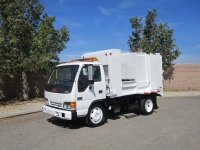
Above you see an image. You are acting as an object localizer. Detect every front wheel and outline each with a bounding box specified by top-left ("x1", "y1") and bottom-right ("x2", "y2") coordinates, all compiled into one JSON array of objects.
[
  {"x1": 86, "y1": 104, "x2": 106, "y2": 127},
  {"x1": 140, "y1": 97, "x2": 154, "y2": 115}
]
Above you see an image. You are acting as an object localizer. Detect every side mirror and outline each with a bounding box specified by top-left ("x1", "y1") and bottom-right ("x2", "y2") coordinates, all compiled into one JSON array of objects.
[{"x1": 88, "y1": 65, "x2": 93, "y2": 84}]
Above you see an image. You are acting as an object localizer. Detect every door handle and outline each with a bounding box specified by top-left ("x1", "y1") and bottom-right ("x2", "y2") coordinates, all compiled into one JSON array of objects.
[
  {"x1": 77, "y1": 97, "x2": 82, "y2": 100},
  {"x1": 99, "y1": 90, "x2": 103, "y2": 93}
]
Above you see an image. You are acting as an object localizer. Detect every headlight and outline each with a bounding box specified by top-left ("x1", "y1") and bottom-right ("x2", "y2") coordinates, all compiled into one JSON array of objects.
[{"x1": 63, "y1": 102, "x2": 76, "y2": 110}]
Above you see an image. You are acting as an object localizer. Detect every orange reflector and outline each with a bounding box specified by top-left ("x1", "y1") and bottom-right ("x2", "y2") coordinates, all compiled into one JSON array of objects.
[
  {"x1": 70, "y1": 102, "x2": 76, "y2": 108},
  {"x1": 70, "y1": 57, "x2": 98, "y2": 62},
  {"x1": 84, "y1": 57, "x2": 98, "y2": 61},
  {"x1": 44, "y1": 97, "x2": 47, "y2": 101}
]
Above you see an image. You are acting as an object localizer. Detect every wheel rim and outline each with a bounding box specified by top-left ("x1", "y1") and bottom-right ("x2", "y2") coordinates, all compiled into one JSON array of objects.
[
  {"x1": 145, "y1": 99, "x2": 153, "y2": 112},
  {"x1": 90, "y1": 107, "x2": 103, "y2": 124}
]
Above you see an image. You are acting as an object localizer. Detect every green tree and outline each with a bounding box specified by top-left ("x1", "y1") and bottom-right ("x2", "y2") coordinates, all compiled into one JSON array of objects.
[
  {"x1": 128, "y1": 9, "x2": 181, "y2": 72},
  {"x1": 0, "y1": 0, "x2": 70, "y2": 100}
]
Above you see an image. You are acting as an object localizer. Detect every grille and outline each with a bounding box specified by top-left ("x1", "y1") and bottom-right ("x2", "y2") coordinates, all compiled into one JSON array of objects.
[{"x1": 50, "y1": 101, "x2": 62, "y2": 108}]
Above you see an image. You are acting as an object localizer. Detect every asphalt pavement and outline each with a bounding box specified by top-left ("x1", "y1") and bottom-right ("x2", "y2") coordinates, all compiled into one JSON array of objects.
[
  {"x1": 0, "y1": 95, "x2": 199, "y2": 150},
  {"x1": 0, "y1": 91, "x2": 200, "y2": 119}
]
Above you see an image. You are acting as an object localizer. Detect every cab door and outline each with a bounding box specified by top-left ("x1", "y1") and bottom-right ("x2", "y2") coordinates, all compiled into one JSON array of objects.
[{"x1": 76, "y1": 65, "x2": 106, "y2": 116}]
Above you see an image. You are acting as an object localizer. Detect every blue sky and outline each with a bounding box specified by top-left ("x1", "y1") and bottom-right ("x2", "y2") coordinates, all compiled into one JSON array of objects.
[{"x1": 40, "y1": 0, "x2": 200, "y2": 63}]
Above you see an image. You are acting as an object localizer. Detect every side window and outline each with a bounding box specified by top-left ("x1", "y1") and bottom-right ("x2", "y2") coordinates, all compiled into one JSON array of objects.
[
  {"x1": 93, "y1": 66, "x2": 101, "y2": 82},
  {"x1": 78, "y1": 65, "x2": 102, "y2": 92},
  {"x1": 78, "y1": 66, "x2": 89, "y2": 92}
]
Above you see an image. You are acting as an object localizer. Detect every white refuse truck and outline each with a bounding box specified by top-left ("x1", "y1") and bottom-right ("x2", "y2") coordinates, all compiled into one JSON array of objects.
[{"x1": 42, "y1": 49, "x2": 163, "y2": 127}]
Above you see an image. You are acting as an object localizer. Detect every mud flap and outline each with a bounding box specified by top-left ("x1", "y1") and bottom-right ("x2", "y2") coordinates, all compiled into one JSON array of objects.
[{"x1": 153, "y1": 96, "x2": 159, "y2": 109}]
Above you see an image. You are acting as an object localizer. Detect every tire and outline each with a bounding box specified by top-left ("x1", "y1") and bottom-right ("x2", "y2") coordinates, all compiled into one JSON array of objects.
[
  {"x1": 86, "y1": 104, "x2": 106, "y2": 127},
  {"x1": 140, "y1": 97, "x2": 154, "y2": 115}
]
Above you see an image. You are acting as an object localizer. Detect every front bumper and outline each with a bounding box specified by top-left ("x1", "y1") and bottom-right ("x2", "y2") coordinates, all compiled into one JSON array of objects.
[{"x1": 42, "y1": 105, "x2": 77, "y2": 120}]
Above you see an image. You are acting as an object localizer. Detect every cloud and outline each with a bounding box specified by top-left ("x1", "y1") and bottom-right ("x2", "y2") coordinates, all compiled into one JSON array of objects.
[
  {"x1": 168, "y1": 22, "x2": 179, "y2": 28},
  {"x1": 112, "y1": 32, "x2": 125, "y2": 36},
  {"x1": 67, "y1": 21, "x2": 82, "y2": 27},
  {"x1": 118, "y1": 0, "x2": 135, "y2": 9},
  {"x1": 196, "y1": 45, "x2": 200, "y2": 49},
  {"x1": 93, "y1": 19, "x2": 103, "y2": 26},
  {"x1": 138, "y1": 0, "x2": 166, "y2": 8},
  {"x1": 98, "y1": 6, "x2": 110, "y2": 15},
  {"x1": 59, "y1": 0, "x2": 70, "y2": 5},
  {"x1": 71, "y1": 36, "x2": 85, "y2": 45},
  {"x1": 77, "y1": 40, "x2": 84, "y2": 45},
  {"x1": 59, "y1": 0, "x2": 65, "y2": 5},
  {"x1": 56, "y1": 17, "x2": 83, "y2": 27},
  {"x1": 190, "y1": 44, "x2": 200, "y2": 50}
]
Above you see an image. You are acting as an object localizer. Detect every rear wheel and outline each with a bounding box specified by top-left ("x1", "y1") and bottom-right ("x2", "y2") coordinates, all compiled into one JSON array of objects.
[
  {"x1": 86, "y1": 104, "x2": 106, "y2": 127},
  {"x1": 140, "y1": 97, "x2": 154, "y2": 115}
]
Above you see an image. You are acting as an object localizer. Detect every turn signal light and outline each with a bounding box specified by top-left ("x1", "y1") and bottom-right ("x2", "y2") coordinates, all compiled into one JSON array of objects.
[{"x1": 70, "y1": 102, "x2": 76, "y2": 108}]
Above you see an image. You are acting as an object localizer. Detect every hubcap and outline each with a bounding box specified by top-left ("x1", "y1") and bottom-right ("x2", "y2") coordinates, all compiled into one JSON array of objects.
[
  {"x1": 90, "y1": 107, "x2": 103, "y2": 124},
  {"x1": 145, "y1": 99, "x2": 153, "y2": 112}
]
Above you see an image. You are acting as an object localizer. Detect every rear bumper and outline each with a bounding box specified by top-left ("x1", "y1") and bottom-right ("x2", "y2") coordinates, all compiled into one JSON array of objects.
[{"x1": 42, "y1": 105, "x2": 77, "y2": 120}]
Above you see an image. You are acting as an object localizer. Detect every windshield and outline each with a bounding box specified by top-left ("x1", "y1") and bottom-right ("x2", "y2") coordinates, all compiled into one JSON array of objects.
[{"x1": 45, "y1": 65, "x2": 79, "y2": 93}]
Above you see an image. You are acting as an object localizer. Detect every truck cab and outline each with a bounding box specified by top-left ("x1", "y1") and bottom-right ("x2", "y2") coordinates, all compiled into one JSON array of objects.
[{"x1": 42, "y1": 58, "x2": 107, "y2": 126}]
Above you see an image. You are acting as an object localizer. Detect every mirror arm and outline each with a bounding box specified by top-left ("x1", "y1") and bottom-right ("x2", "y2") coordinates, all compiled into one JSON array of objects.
[{"x1": 88, "y1": 64, "x2": 93, "y2": 84}]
